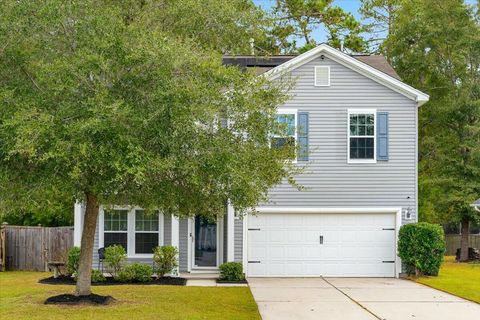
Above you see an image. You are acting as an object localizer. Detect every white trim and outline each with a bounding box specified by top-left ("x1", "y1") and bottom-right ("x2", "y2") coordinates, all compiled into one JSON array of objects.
[
  {"x1": 98, "y1": 207, "x2": 104, "y2": 249},
  {"x1": 250, "y1": 206, "x2": 403, "y2": 278},
  {"x1": 73, "y1": 202, "x2": 83, "y2": 247},
  {"x1": 242, "y1": 213, "x2": 248, "y2": 275},
  {"x1": 171, "y1": 215, "x2": 179, "y2": 249},
  {"x1": 187, "y1": 218, "x2": 192, "y2": 272},
  {"x1": 255, "y1": 206, "x2": 402, "y2": 214},
  {"x1": 314, "y1": 66, "x2": 330, "y2": 86},
  {"x1": 394, "y1": 207, "x2": 402, "y2": 276},
  {"x1": 264, "y1": 44, "x2": 429, "y2": 106},
  {"x1": 347, "y1": 109, "x2": 377, "y2": 164},
  {"x1": 415, "y1": 104, "x2": 419, "y2": 221},
  {"x1": 227, "y1": 202, "x2": 235, "y2": 262}
]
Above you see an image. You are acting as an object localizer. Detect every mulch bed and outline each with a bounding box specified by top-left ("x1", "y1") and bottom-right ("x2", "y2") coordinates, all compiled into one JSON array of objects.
[
  {"x1": 39, "y1": 275, "x2": 186, "y2": 286},
  {"x1": 216, "y1": 279, "x2": 248, "y2": 284},
  {"x1": 44, "y1": 293, "x2": 115, "y2": 305}
]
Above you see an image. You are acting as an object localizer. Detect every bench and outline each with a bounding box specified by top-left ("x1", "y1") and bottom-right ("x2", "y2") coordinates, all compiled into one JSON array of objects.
[{"x1": 47, "y1": 261, "x2": 65, "y2": 278}]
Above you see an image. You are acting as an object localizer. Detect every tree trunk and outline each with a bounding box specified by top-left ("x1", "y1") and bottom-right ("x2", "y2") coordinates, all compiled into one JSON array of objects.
[
  {"x1": 459, "y1": 219, "x2": 470, "y2": 262},
  {"x1": 75, "y1": 192, "x2": 99, "y2": 296}
]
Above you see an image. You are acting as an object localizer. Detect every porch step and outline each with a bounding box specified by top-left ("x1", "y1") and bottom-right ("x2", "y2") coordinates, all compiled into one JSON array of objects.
[{"x1": 180, "y1": 272, "x2": 219, "y2": 280}]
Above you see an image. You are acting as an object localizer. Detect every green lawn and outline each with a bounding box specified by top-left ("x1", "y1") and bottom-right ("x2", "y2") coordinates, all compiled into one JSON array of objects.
[
  {"x1": 415, "y1": 256, "x2": 480, "y2": 303},
  {"x1": 0, "y1": 272, "x2": 261, "y2": 320}
]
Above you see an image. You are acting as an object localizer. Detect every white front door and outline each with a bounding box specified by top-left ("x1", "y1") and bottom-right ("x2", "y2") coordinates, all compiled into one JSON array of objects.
[{"x1": 247, "y1": 212, "x2": 396, "y2": 277}]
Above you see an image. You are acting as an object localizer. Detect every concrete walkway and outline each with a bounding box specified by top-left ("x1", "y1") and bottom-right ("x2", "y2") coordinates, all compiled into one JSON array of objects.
[{"x1": 248, "y1": 277, "x2": 480, "y2": 320}]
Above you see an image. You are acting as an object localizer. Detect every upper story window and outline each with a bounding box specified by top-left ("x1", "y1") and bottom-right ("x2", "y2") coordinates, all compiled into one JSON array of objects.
[
  {"x1": 348, "y1": 110, "x2": 376, "y2": 163},
  {"x1": 271, "y1": 109, "x2": 297, "y2": 160},
  {"x1": 104, "y1": 209, "x2": 128, "y2": 251}
]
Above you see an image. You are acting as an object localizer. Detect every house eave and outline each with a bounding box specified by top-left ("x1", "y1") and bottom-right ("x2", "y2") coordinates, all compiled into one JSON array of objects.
[{"x1": 264, "y1": 44, "x2": 430, "y2": 107}]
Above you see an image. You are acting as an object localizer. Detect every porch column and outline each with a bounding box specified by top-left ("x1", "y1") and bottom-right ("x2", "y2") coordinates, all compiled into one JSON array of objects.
[
  {"x1": 171, "y1": 215, "x2": 180, "y2": 276},
  {"x1": 73, "y1": 201, "x2": 84, "y2": 247},
  {"x1": 227, "y1": 201, "x2": 235, "y2": 262}
]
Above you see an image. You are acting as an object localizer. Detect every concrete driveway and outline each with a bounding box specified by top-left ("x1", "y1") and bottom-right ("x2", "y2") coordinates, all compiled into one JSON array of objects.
[{"x1": 248, "y1": 277, "x2": 480, "y2": 320}]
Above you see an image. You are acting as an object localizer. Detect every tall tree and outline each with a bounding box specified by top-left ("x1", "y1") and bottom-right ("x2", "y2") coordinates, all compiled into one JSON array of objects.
[
  {"x1": 360, "y1": 0, "x2": 401, "y2": 54},
  {"x1": 385, "y1": 0, "x2": 480, "y2": 261},
  {"x1": 0, "y1": 0, "x2": 297, "y2": 296},
  {"x1": 270, "y1": 0, "x2": 366, "y2": 53}
]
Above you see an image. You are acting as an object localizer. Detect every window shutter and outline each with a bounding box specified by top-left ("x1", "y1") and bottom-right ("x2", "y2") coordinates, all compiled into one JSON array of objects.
[
  {"x1": 297, "y1": 112, "x2": 309, "y2": 161},
  {"x1": 314, "y1": 66, "x2": 330, "y2": 86},
  {"x1": 377, "y1": 112, "x2": 389, "y2": 161}
]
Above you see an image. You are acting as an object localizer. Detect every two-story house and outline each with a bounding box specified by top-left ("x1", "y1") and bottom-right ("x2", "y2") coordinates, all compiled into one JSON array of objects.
[{"x1": 73, "y1": 44, "x2": 429, "y2": 278}]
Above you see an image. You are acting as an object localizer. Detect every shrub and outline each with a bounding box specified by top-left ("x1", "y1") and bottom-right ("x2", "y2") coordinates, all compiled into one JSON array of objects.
[
  {"x1": 91, "y1": 269, "x2": 106, "y2": 283},
  {"x1": 398, "y1": 222, "x2": 445, "y2": 276},
  {"x1": 115, "y1": 263, "x2": 153, "y2": 282},
  {"x1": 66, "y1": 247, "x2": 81, "y2": 276},
  {"x1": 219, "y1": 262, "x2": 245, "y2": 281},
  {"x1": 153, "y1": 245, "x2": 178, "y2": 277},
  {"x1": 104, "y1": 245, "x2": 127, "y2": 277}
]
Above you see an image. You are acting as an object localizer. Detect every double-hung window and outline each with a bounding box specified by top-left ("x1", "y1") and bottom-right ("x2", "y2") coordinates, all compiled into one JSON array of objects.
[
  {"x1": 348, "y1": 110, "x2": 376, "y2": 163},
  {"x1": 135, "y1": 210, "x2": 160, "y2": 255},
  {"x1": 100, "y1": 208, "x2": 163, "y2": 257},
  {"x1": 271, "y1": 109, "x2": 297, "y2": 160},
  {"x1": 104, "y1": 209, "x2": 128, "y2": 251}
]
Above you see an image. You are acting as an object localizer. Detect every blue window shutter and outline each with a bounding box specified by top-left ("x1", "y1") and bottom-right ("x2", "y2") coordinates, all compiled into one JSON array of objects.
[
  {"x1": 377, "y1": 112, "x2": 389, "y2": 161},
  {"x1": 297, "y1": 112, "x2": 309, "y2": 161}
]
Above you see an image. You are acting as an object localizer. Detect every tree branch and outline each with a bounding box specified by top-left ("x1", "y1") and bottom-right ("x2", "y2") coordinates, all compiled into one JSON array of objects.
[{"x1": 20, "y1": 67, "x2": 43, "y2": 92}]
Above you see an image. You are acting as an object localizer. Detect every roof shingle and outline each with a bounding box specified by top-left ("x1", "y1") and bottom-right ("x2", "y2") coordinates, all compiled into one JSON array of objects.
[{"x1": 222, "y1": 54, "x2": 401, "y2": 80}]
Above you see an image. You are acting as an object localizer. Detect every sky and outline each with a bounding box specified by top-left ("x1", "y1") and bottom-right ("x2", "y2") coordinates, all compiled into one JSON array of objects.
[{"x1": 252, "y1": 0, "x2": 478, "y2": 47}]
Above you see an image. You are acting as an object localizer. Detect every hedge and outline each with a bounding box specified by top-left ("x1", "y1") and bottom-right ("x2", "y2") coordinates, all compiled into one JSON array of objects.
[{"x1": 398, "y1": 222, "x2": 445, "y2": 276}]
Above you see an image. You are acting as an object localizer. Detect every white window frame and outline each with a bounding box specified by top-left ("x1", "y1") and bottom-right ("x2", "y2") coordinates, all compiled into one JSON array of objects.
[
  {"x1": 133, "y1": 209, "x2": 164, "y2": 258},
  {"x1": 100, "y1": 207, "x2": 129, "y2": 253},
  {"x1": 314, "y1": 66, "x2": 330, "y2": 86},
  {"x1": 347, "y1": 109, "x2": 377, "y2": 164},
  {"x1": 99, "y1": 206, "x2": 164, "y2": 259},
  {"x1": 272, "y1": 108, "x2": 298, "y2": 163}
]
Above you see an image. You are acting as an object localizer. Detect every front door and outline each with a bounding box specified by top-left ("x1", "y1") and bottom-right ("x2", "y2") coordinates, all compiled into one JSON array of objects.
[{"x1": 194, "y1": 216, "x2": 217, "y2": 268}]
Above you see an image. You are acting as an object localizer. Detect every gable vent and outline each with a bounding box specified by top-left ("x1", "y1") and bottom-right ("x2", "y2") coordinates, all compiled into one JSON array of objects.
[{"x1": 314, "y1": 66, "x2": 330, "y2": 86}]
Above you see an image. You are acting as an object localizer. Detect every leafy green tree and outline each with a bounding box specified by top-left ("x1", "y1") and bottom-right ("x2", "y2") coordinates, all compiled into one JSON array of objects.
[
  {"x1": 270, "y1": 0, "x2": 366, "y2": 53},
  {"x1": 385, "y1": 0, "x2": 480, "y2": 261},
  {"x1": 0, "y1": 0, "x2": 296, "y2": 296},
  {"x1": 360, "y1": 0, "x2": 401, "y2": 54}
]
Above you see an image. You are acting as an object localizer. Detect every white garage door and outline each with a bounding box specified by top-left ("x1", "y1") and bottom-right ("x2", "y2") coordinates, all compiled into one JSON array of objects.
[{"x1": 247, "y1": 213, "x2": 396, "y2": 277}]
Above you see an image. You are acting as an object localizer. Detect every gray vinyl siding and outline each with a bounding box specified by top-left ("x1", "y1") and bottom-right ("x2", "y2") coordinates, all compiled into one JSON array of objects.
[
  {"x1": 266, "y1": 56, "x2": 418, "y2": 224},
  {"x1": 178, "y1": 219, "x2": 188, "y2": 272},
  {"x1": 163, "y1": 214, "x2": 171, "y2": 246},
  {"x1": 234, "y1": 218, "x2": 243, "y2": 262}
]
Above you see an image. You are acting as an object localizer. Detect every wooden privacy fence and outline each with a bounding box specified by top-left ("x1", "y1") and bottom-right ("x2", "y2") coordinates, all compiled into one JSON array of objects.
[
  {"x1": 445, "y1": 234, "x2": 480, "y2": 255},
  {"x1": 0, "y1": 225, "x2": 73, "y2": 271}
]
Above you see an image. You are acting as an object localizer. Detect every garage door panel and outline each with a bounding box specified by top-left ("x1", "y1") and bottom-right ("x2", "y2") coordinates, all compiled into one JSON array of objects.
[
  {"x1": 249, "y1": 246, "x2": 267, "y2": 260},
  {"x1": 304, "y1": 230, "x2": 322, "y2": 242},
  {"x1": 269, "y1": 230, "x2": 284, "y2": 242},
  {"x1": 249, "y1": 263, "x2": 266, "y2": 277},
  {"x1": 249, "y1": 230, "x2": 266, "y2": 242},
  {"x1": 286, "y1": 246, "x2": 306, "y2": 259},
  {"x1": 248, "y1": 212, "x2": 397, "y2": 277},
  {"x1": 286, "y1": 230, "x2": 304, "y2": 242}
]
